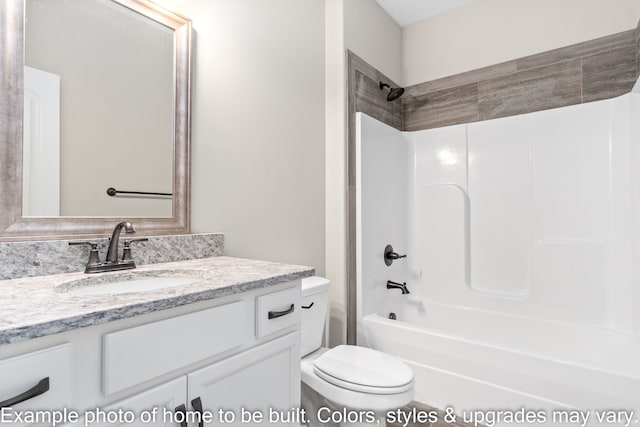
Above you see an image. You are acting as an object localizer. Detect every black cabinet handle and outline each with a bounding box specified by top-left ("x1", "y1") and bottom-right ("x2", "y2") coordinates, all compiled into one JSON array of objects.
[
  {"x1": 191, "y1": 397, "x2": 204, "y2": 427},
  {"x1": 302, "y1": 302, "x2": 314, "y2": 309},
  {"x1": 0, "y1": 377, "x2": 50, "y2": 409},
  {"x1": 268, "y1": 304, "x2": 295, "y2": 319},
  {"x1": 175, "y1": 404, "x2": 187, "y2": 427}
]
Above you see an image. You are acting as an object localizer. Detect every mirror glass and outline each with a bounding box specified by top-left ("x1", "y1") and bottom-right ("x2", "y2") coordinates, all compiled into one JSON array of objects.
[{"x1": 23, "y1": 0, "x2": 174, "y2": 218}]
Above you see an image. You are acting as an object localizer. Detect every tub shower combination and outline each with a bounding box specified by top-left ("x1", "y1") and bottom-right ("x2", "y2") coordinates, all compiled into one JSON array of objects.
[{"x1": 355, "y1": 89, "x2": 640, "y2": 425}]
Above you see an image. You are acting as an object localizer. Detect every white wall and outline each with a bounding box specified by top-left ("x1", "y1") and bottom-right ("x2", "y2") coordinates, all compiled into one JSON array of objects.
[
  {"x1": 325, "y1": 0, "x2": 402, "y2": 346},
  {"x1": 343, "y1": 0, "x2": 403, "y2": 84},
  {"x1": 403, "y1": 0, "x2": 640, "y2": 85},
  {"x1": 325, "y1": 0, "x2": 348, "y2": 346},
  {"x1": 171, "y1": 0, "x2": 326, "y2": 274}
]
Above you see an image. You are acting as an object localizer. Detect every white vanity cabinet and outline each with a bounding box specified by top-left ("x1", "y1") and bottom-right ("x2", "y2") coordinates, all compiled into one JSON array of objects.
[
  {"x1": 0, "y1": 344, "x2": 74, "y2": 427},
  {"x1": 91, "y1": 332, "x2": 299, "y2": 427},
  {"x1": 93, "y1": 377, "x2": 187, "y2": 427},
  {"x1": 188, "y1": 332, "x2": 299, "y2": 427},
  {"x1": 0, "y1": 281, "x2": 301, "y2": 427}
]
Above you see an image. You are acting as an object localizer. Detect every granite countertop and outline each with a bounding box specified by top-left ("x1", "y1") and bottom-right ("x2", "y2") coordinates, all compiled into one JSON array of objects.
[{"x1": 0, "y1": 256, "x2": 314, "y2": 345}]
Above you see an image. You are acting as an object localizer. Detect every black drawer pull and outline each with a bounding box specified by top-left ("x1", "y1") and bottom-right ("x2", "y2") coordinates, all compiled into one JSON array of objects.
[
  {"x1": 191, "y1": 397, "x2": 204, "y2": 427},
  {"x1": 0, "y1": 377, "x2": 50, "y2": 409},
  {"x1": 175, "y1": 404, "x2": 187, "y2": 427},
  {"x1": 302, "y1": 302, "x2": 314, "y2": 309},
  {"x1": 268, "y1": 304, "x2": 295, "y2": 319}
]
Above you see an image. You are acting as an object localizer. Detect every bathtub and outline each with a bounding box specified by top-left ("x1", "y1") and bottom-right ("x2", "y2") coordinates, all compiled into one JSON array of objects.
[{"x1": 358, "y1": 298, "x2": 640, "y2": 427}]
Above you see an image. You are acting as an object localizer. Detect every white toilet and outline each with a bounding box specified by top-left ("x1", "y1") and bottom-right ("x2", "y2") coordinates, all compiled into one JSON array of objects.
[{"x1": 300, "y1": 277, "x2": 414, "y2": 427}]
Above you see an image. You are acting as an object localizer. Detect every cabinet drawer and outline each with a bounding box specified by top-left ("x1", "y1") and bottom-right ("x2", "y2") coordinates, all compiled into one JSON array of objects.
[
  {"x1": 256, "y1": 285, "x2": 300, "y2": 338},
  {"x1": 0, "y1": 344, "x2": 72, "y2": 427},
  {"x1": 104, "y1": 301, "x2": 250, "y2": 395}
]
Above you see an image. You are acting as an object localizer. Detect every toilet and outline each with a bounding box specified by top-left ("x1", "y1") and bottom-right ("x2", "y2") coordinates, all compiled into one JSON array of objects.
[{"x1": 300, "y1": 277, "x2": 414, "y2": 427}]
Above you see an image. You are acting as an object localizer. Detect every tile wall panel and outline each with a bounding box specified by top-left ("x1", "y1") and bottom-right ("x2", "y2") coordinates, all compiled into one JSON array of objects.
[
  {"x1": 404, "y1": 28, "x2": 639, "y2": 130},
  {"x1": 478, "y1": 59, "x2": 582, "y2": 120},
  {"x1": 582, "y1": 46, "x2": 637, "y2": 102},
  {"x1": 404, "y1": 83, "x2": 479, "y2": 130}
]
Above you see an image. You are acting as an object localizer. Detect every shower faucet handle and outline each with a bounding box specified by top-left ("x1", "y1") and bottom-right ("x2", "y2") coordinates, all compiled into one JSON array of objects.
[
  {"x1": 387, "y1": 252, "x2": 407, "y2": 260},
  {"x1": 384, "y1": 244, "x2": 407, "y2": 266}
]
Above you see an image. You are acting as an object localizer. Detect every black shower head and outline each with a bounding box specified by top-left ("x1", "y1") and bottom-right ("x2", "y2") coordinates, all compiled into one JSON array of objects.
[{"x1": 379, "y1": 81, "x2": 405, "y2": 101}]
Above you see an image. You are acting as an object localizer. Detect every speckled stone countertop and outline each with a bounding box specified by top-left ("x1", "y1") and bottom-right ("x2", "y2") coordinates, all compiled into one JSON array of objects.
[{"x1": 0, "y1": 256, "x2": 314, "y2": 345}]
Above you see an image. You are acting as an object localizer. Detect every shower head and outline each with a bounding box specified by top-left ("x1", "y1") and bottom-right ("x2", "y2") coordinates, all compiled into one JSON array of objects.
[{"x1": 379, "y1": 81, "x2": 405, "y2": 101}]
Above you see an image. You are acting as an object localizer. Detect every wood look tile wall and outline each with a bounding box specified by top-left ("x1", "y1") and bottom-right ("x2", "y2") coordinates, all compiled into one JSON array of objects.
[
  {"x1": 404, "y1": 83, "x2": 478, "y2": 130},
  {"x1": 477, "y1": 58, "x2": 582, "y2": 121},
  {"x1": 345, "y1": 51, "x2": 403, "y2": 344},
  {"x1": 582, "y1": 45, "x2": 637, "y2": 103},
  {"x1": 403, "y1": 27, "x2": 639, "y2": 130}
]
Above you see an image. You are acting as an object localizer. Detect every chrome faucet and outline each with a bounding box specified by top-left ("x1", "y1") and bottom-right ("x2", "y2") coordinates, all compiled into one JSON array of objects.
[
  {"x1": 387, "y1": 280, "x2": 410, "y2": 294},
  {"x1": 69, "y1": 221, "x2": 147, "y2": 273},
  {"x1": 106, "y1": 221, "x2": 136, "y2": 263}
]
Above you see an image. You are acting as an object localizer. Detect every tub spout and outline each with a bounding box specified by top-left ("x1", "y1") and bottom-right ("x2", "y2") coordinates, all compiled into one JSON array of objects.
[{"x1": 387, "y1": 280, "x2": 410, "y2": 294}]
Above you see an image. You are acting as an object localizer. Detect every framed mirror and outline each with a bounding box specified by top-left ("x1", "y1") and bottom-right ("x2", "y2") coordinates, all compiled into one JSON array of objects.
[{"x1": 0, "y1": 0, "x2": 191, "y2": 241}]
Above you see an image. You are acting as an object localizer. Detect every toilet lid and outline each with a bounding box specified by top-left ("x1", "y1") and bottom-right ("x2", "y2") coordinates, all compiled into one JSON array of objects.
[{"x1": 313, "y1": 345, "x2": 414, "y2": 394}]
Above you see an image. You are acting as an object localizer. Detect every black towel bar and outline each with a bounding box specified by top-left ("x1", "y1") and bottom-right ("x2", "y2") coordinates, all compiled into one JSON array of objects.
[{"x1": 106, "y1": 187, "x2": 172, "y2": 197}]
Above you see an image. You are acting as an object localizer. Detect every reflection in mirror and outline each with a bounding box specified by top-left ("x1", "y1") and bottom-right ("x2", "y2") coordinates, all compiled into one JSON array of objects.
[
  {"x1": 0, "y1": 0, "x2": 191, "y2": 241},
  {"x1": 24, "y1": 0, "x2": 174, "y2": 218}
]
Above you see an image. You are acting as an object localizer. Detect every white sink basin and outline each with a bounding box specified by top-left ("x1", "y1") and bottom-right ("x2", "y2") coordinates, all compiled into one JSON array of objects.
[
  {"x1": 66, "y1": 277, "x2": 199, "y2": 296},
  {"x1": 57, "y1": 270, "x2": 206, "y2": 296}
]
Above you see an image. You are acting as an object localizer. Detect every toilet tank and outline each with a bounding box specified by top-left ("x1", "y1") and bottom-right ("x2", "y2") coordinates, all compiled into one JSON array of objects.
[{"x1": 301, "y1": 276, "x2": 330, "y2": 357}]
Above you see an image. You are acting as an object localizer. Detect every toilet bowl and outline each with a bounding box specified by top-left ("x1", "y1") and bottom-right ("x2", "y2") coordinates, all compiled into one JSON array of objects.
[{"x1": 300, "y1": 277, "x2": 414, "y2": 427}]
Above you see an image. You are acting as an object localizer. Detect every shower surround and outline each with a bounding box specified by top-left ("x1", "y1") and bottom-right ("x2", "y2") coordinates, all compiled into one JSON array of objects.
[
  {"x1": 355, "y1": 88, "x2": 640, "y2": 423},
  {"x1": 346, "y1": 22, "x2": 640, "y2": 344}
]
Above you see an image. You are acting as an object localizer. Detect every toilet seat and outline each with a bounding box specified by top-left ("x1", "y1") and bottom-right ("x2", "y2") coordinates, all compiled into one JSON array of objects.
[
  {"x1": 301, "y1": 348, "x2": 415, "y2": 412},
  {"x1": 312, "y1": 345, "x2": 414, "y2": 395}
]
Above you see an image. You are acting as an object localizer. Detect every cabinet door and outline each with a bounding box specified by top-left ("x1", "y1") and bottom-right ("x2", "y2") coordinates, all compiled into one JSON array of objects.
[
  {"x1": 65, "y1": 377, "x2": 187, "y2": 427},
  {"x1": 0, "y1": 344, "x2": 72, "y2": 427},
  {"x1": 187, "y1": 332, "x2": 300, "y2": 427}
]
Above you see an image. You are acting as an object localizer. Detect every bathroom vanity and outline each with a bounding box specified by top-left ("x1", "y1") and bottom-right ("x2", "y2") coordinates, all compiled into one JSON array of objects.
[
  {"x1": 0, "y1": 255, "x2": 313, "y2": 427},
  {"x1": 0, "y1": 0, "x2": 315, "y2": 423}
]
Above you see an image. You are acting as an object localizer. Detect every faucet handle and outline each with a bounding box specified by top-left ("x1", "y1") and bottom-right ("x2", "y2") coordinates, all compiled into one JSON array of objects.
[
  {"x1": 384, "y1": 244, "x2": 407, "y2": 266},
  {"x1": 69, "y1": 241, "x2": 101, "y2": 266},
  {"x1": 121, "y1": 238, "x2": 148, "y2": 261}
]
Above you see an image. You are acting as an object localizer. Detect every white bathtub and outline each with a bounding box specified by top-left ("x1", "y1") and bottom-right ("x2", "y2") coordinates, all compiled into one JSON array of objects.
[{"x1": 359, "y1": 298, "x2": 640, "y2": 427}]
